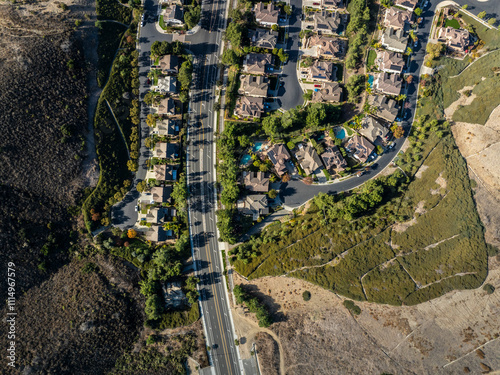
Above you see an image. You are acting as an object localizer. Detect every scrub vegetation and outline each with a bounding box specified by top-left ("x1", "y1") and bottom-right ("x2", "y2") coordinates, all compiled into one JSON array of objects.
[{"x1": 230, "y1": 116, "x2": 489, "y2": 305}]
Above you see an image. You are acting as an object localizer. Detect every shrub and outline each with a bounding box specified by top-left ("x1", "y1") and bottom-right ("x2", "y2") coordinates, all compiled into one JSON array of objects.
[
  {"x1": 302, "y1": 290, "x2": 311, "y2": 301},
  {"x1": 483, "y1": 283, "x2": 495, "y2": 294},
  {"x1": 343, "y1": 300, "x2": 361, "y2": 315}
]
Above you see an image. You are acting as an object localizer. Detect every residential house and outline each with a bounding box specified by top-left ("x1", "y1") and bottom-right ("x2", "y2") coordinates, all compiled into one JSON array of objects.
[
  {"x1": 381, "y1": 27, "x2": 408, "y2": 53},
  {"x1": 155, "y1": 76, "x2": 178, "y2": 94},
  {"x1": 243, "y1": 53, "x2": 273, "y2": 75},
  {"x1": 295, "y1": 143, "x2": 323, "y2": 175},
  {"x1": 157, "y1": 98, "x2": 176, "y2": 116},
  {"x1": 368, "y1": 95, "x2": 399, "y2": 123},
  {"x1": 253, "y1": 2, "x2": 280, "y2": 27},
  {"x1": 163, "y1": 5, "x2": 184, "y2": 26},
  {"x1": 154, "y1": 164, "x2": 178, "y2": 181},
  {"x1": 311, "y1": 82, "x2": 343, "y2": 103},
  {"x1": 155, "y1": 119, "x2": 180, "y2": 137},
  {"x1": 321, "y1": 146, "x2": 347, "y2": 173},
  {"x1": 151, "y1": 186, "x2": 173, "y2": 204},
  {"x1": 383, "y1": 7, "x2": 412, "y2": 30},
  {"x1": 267, "y1": 143, "x2": 291, "y2": 177},
  {"x1": 322, "y1": 0, "x2": 344, "y2": 11},
  {"x1": 145, "y1": 225, "x2": 168, "y2": 242},
  {"x1": 313, "y1": 11, "x2": 348, "y2": 35},
  {"x1": 237, "y1": 195, "x2": 269, "y2": 220},
  {"x1": 438, "y1": 27, "x2": 470, "y2": 52},
  {"x1": 373, "y1": 72, "x2": 402, "y2": 96},
  {"x1": 242, "y1": 171, "x2": 270, "y2": 193},
  {"x1": 146, "y1": 207, "x2": 164, "y2": 224},
  {"x1": 345, "y1": 135, "x2": 375, "y2": 163},
  {"x1": 238, "y1": 75, "x2": 269, "y2": 98},
  {"x1": 376, "y1": 50, "x2": 405, "y2": 74},
  {"x1": 158, "y1": 54, "x2": 179, "y2": 75},
  {"x1": 235, "y1": 96, "x2": 265, "y2": 119},
  {"x1": 248, "y1": 28, "x2": 278, "y2": 50},
  {"x1": 394, "y1": 0, "x2": 418, "y2": 11},
  {"x1": 153, "y1": 142, "x2": 180, "y2": 159},
  {"x1": 306, "y1": 35, "x2": 346, "y2": 59},
  {"x1": 358, "y1": 116, "x2": 390, "y2": 143},
  {"x1": 303, "y1": 60, "x2": 337, "y2": 82}
]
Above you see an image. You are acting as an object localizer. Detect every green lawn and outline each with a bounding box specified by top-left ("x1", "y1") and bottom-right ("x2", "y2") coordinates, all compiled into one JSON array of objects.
[
  {"x1": 444, "y1": 18, "x2": 460, "y2": 29},
  {"x1": 335, "y1": 63, "x2": 344, "y2": 81},
  {"x1": 367, "y1": 49, "x2": 377, "y2": 68}
]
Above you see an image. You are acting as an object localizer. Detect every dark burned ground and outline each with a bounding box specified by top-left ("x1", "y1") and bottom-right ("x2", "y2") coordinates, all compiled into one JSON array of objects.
[
  {"x1": 0, "y1": 4, "x2": 87, "y2": 302},
  {"x1": 0, "y1": 255, "x2": 144, "y2": 375},
  {"x1": 255, "y1": 332, "x2": 280, "y2": 375}
]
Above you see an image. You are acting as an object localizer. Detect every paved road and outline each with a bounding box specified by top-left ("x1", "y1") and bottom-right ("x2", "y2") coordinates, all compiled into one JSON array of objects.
[
  {"x1": 280, "y1": 0, "x2": 498, "y2": 208},
  {"x1": 186, "y1": 4, "x2": 244, "y2": 375},
  {"x1": 276, "y1": 0, "x2": 304, "y2": 110}
]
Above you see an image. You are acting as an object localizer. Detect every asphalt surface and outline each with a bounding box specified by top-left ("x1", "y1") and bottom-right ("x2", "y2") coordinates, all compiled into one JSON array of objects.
[
  {"x1": 275, "y1": 0, "x2": 304, "y2": 110},
  {"x1": 185, "y1": 4, "x2": 243, "y2": 375},
  {"x1": 281, "y1": 0, "x2": 498, "y2": 208}
]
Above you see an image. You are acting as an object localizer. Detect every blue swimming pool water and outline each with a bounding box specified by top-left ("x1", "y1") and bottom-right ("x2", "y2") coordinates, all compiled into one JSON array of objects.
[
  {"x1": 252, "y1": 141, "x2": 264, "y2": 152},
  {"x1": 240, "y1": 154, "x2": 251, "y2": 165},
  {"x1": 335, "y1": 128, "x2": 346, "y2": 140},
  {"x1": 368, "y1": 75, "x2": 374, "y2": 88}
]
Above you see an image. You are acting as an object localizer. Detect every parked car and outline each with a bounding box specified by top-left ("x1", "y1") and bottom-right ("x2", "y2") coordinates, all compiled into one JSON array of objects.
[
  {"x1": 135, "y1": 205, "x2": 138, "y2": 212},
  {"x1": 388, "y1": 142, "x2": 396, "y2": 150},
  {"x1": 314, "y1": 84, "x2": 321, "y2": 88}
]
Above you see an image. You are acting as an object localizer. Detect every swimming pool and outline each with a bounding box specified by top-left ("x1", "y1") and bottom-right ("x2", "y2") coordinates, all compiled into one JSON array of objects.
[
  {"x1": 368, "y1": 75, "x2": 374, "y2": 88},
  {"x1": 240, "y1": 154, "x2": 252, "y2": 165},
  {"x1": 252, "y1": 141, "x2": 264, "y2": 152},
  {"x1": 335, "y1": 128, "x2": 346, "y2": 140}
]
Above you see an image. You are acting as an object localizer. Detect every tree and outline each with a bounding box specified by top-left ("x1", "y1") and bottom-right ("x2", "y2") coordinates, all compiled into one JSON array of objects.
[
  {"x1": 284, "y1": 4, "x2": 292, "y2": 15},
  {"x1": 137, "y1": 180, "x2": 147, "y2": 193},
  {"x1": 306, "y1": 103, "x2": 327, "y2": 129},
  {"x1": 179, "y1": 90, "x2": 189, "y2": 103},
  {"x1": 146, "y1": 114, "x2": 156, "y2": 127},
  {"x1": 488, "y1": 18, "x2": 496, "y2": 25},
  {"x1": 225, "y1": 22, "x2": 246, "y2": 49},
  {"x1": 462, "y1": 4, "x2": 468, "y2": 9},
  {"x1": 426, "y1": 42, "x2": 445, "y2": 60},
  {"x1": 145, "y1": 294, "x2": 163, "y2": 320},
  {"x1": 221, "y1": 49, "x2": 240, "y2": 66},
  {"x1": 271, "y1": 24, "x2": 279, "y2": 32},
  {"x1": 391, "y1": 125, "x2": 404, "y2": 138},
  {"x1": 262, "y1": 115, "x2": 282, "y2": 138},
  {"x1": 128, "y1": 228, "x2": 137, "y2": 238},
  {"x1": 478, "y1": 11, "x2": 486, "y2": 19},
  {"x1": 127, "y1": 160, "x2": 138, "y2": 172},
  {"x1": 178, "y1": 60, "x2": 193, "y2": 90},
  {"x1": 184, "y1": 5, "x2": 201, "y2": 29},
  {"x1": 414, "y1": 7, "x2": 422, "y2": 17},
  {"x1": 171, "y1": 174, "x2": 188, "y2": 212},
  {"x1": 302, "y1": 290, "x2": 311, "y2": 301},
  {"x1": 345, "y1": 74, "x2": 365, "y2": 103},
  {"x1": 268, "y1": 189, "x2": 278, "y2": 199},
  {"x1": 396, "y1": 94, "x2": 407, "y2": 102},
  {"x1": 380, "y1": 0, "x2": 393, "y2": 7}
]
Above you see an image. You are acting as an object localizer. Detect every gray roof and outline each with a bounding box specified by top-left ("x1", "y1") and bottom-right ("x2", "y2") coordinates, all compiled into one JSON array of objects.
[
  {"x1": 307, "y1": 60, "x2": 336, "y2": 81},
  {"x1": 145, "y1": 225, "x2": 167, "y2": 242},
  {"x1": 368, "y1": 95, "x2": 399, "y2": 122},
  {"x1": 154, "y1": 164, "x2": 178, "y2": 181},
  {"x1": 358, "y1": 116, "x2": 390, "y2": 143},
  {"x1": 235, "y1": 96, "x2": 265, "y2": 118},
  {"x1": 267, "y1": 144, "x2": 291, "y2": 177},
  {"x1": 243, "y1": 171, "x2": 270, "y2": 192},
  {"x1": 313, "y1": 11, "x2": 348, "y2": 34},
  {"x1": 295, "y1": 143, "x2": 323, "y2": 175},
  {"x1": 394, "y1": 0, "x2": 418, "y2": 10},
  {"x1": 248, "y1": 28, "x2": 278, "y2": 49},
  {"x1": 165, "y1": 5, "x2": 183, "y2": 22},
  {"x1": 345, "y1": 135, "x2": 375, "y2": 163},
  {"x1": 381, "y1": 27, "x2": 408, "y2": 52},
  {"x1": 244, "y1": 53, "x2": 272, "y2": 74},
  {"x1": 157, "y1": 98, "x2": 176, "y2": 115},
  {"x1": 238, "y1": 75, "x2": 269, "y2": 97},
  {"x1": 238, "y1": 194, "x2": 269, "y2": 219},
  {"x1": 374, "y1": 72, "x2": 402, "y2": 96},
  {"x1": 156, "y1": 76, "x2": 178, "y2": 94},
  {"x1": 253, "y1": 2, "x2": 279, "y2": 25},
  {"x1": 384, "y1": 7, "x2": 412, "y2": 30}
]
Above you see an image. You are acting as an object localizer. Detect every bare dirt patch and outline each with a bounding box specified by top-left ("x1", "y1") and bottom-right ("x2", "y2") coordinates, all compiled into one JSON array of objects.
[
  {"x1": 393, "y1": 201, "x2": 426, "y2": 232},
  {"x1": 232, "y1": 252, "x2": 500, "y2": 374},
  {"x1": 444, "y1": 85, "x2": 477, "y2": 120}
]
